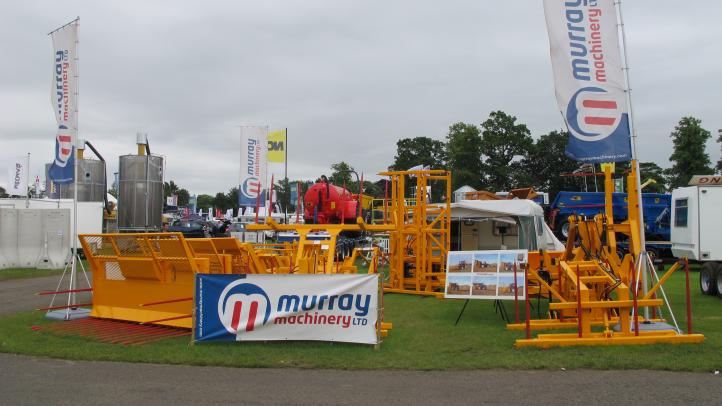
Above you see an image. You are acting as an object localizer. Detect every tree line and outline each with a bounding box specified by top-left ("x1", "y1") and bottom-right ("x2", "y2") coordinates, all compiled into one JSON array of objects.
[{"x1": 163, "y1": 111, "x2": 721, "y2": 212}]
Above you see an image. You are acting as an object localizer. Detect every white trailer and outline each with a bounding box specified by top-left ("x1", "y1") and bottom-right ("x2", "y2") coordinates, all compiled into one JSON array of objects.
[{"x1": 670, "y1": 175, "x2": 722, "y2": 296}]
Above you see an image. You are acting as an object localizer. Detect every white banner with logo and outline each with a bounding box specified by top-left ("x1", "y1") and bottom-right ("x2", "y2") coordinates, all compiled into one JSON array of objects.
[
  {"x1": 543, "y1": 0, "x2": 632, "y2": 163},
  {"x1": 195, "y1": 274, "x2": 380, "y2": 344},
  {"x1": 48, "y1": 20, "x2": 78, "y2": 183},
  {"x1": 6, "y1": 157, "x2": 28, "y2": 196},
  {"x1": 239, "y1": 126, "x2": 268, "y2": 207}
]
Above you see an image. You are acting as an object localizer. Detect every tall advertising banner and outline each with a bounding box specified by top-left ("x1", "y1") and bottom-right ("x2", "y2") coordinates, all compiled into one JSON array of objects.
[
  {"x1": 49, "y1": 21, "x2": 78, "y2": 184},
  {"x1": 239, "y1": 126, "x2": 267, "y2": 207},
  {"x1": 195, "y1": 274, "x2": 380, "y2": 344},
  {"x1": 6, "y1": 157, "x2": 28, "y2": 196},
  {"x1": 543, "y1": 0, "x2": 632, "y2": 163},
  {"x1": 267, "y1": 129, "x2": 286, "y2": 165}
]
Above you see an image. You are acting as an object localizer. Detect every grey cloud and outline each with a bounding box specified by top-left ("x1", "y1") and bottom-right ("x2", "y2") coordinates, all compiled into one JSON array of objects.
[{"x1": 1, "y1": 0, "x2": 720, "y2": 194}]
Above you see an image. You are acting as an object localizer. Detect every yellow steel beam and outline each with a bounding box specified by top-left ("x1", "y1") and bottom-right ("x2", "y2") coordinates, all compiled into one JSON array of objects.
[{"x1": 549, "y1": 299, "x2": 663, "y2": 310}]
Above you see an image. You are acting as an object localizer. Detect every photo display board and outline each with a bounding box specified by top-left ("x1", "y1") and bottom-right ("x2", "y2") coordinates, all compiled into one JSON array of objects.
[{"x1": 444, "y1": 250, "x2": 527, "y2": 300}]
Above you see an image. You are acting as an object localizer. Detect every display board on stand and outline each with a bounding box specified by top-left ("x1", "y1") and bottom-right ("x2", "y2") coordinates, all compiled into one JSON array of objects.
[{"x1": 444, "y1": 250, "x2": 527, "y2": 300}]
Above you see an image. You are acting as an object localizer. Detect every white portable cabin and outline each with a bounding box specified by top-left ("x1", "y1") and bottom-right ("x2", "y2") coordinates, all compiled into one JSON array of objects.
[
  {"x1": 450, "y1": 200, "x2": 564, "y2": 252},
  {"x1": 0, "y1": 199, "x2": 104, "y2": 270},
  {"x1": 671, "y1": 179, "x2": 722, "y2": 261}
]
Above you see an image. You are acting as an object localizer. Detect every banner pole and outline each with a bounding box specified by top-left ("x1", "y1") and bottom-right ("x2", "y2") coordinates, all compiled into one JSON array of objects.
[
  {"x1": 616, "y1": 0, "x2": 648, "y2": 318},
  {"x1": 68, "y1": 18, "x2": 80, "y2": 319},
  {"x1": 284, "y1": 128, "x2": 288, "y2": 224}
]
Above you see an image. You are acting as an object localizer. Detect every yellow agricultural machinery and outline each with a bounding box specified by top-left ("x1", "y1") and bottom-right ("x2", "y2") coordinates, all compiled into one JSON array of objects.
[
  {"x1": 508, "y1": 163, "x2": 704, "y2": 347},
  {"x1": 75, "y1": 166, "x2": 702, "y2": 348}
]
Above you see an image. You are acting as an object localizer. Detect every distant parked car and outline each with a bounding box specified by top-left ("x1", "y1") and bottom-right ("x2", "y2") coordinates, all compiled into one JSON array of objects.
[
  {"x1": 227, "y1": 222, "x2": 246, "y2": 240},
  {"x1": 168, "y1": 220, "x2": 208, "y2": 238}
]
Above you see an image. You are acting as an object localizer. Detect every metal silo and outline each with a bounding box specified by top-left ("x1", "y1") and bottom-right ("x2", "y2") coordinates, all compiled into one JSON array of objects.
[
  {"x1": 45, "y1": 142, "x2": 106, "y2": 202},
  {"x1": 117, "y1": 134, "x2": 164, "y2": 232}
]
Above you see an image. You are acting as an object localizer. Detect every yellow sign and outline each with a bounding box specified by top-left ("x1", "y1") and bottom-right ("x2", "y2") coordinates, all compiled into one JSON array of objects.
[
  {"x1": 268, "y1": 129, "x2": 286, "y2": 163},
  {"x1": 599, "y1": 162, "x2": 615, "y2": 173}
]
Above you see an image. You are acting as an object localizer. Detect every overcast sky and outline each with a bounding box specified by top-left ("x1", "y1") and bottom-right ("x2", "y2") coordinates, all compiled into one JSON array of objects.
[{"x1": 1, "y1": 0, "x2": 720, "y2": 195}]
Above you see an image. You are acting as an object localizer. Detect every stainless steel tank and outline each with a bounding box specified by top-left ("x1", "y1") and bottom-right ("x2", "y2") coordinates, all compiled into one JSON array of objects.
[
  {"x1": 45, "y1": 159, "x2": 106, "y2": 202},
  {"x1": 117, "y1": 154, "x2": 164, "y2": 232}
]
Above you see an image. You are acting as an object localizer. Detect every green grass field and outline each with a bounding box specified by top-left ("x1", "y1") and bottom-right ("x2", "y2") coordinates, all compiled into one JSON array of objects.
[
  {"x1": 0, "y1": 268, "x2": 65, "y2": 281},
  {"x1": 0, "y1": 269, "x2": 720, "y2": 371}
]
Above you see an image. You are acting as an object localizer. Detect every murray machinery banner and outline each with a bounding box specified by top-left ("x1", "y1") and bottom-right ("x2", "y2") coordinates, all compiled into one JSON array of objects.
[
  {"x1": 48, "y1": 21, "x2": 78, "y2": 184},
  {"x1": 195, "y1": 274, "x2": 379, "y2": 344},
  {"x1": 543, "y1": 0, "x2": 632, "y2": 163},
  {"x1": 239, "y1": 126, "x2": 267, "y2": 207},
  {"x1": 6, "y1": 157, "x2": 28, "y2": 196}
]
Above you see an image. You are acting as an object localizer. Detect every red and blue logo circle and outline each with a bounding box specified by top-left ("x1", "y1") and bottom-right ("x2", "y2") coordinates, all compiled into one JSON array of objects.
[
  {"x1": 217, "y1": 281, "x2": 271, "y2": 334},
  {"x1": 566, "y1": 86, "x2": 625, "y2": 142},
  {"x1": 241, "y1": 177, "x2": 262, "y2": 200},
  {"x1": 54, "y1": 125, "x2": 74, "y2": 167}
]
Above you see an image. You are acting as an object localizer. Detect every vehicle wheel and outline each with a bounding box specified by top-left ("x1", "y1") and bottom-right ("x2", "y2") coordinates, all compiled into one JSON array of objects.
[
  {"x1": 645, "y1": 249, "x2": 658, "y2": 264},
  {"x1": 700, "y1": 262, "x2": 719, "y2": 296},
  {"x1": 557, "y1": 220, "x2": 570, "y2": 240}
]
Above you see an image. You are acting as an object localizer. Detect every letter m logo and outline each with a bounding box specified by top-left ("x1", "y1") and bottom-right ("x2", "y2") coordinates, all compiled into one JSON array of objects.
[{"x1": 268, "y1": 141, "x2": 284, "y2": 151}]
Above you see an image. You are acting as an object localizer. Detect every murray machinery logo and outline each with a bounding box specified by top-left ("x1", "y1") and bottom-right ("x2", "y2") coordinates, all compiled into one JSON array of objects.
[
  {"x1": 54, "y1": 125, "x2": 73, "y2": 167},
  {"x1": 566, "y1": 86, "x2": 625, "y2": 142},
  {"x1": 54, "y1": 49, "x2": 70, "y2": 121},
  {"x1": 216, "y1": 278, "x2": 373, "y2": 336},
  {"x1": 241, "y1": 177, "x2": 262, "y2": 199},
  {"x1": 565, "y1": 0, "x2": 607, "y2": 83},
  {"x1": 218, "y1": 281, "x2": 272, "y2": 334}
]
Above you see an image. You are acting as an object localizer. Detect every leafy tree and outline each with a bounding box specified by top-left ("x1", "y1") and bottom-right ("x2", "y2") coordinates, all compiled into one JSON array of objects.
[
  {"x1": 163, "y1": 180, "x2": 179, "y2": 198},
  {"x1": 525, "y1": 130, "x2": 579, "y2": 201},
  {"x1": 638, "y1": 162, "x2": 667, "y2": 193},
  {"x1": 213, "y1": 192, "x2": 231, "y2": 211},
  {"x1": 163, "y1": 180, "x2": 189, "y2": 206},
  {"x1": 480, "y1": 111, "x2": 534, "y2": 191},
  {"x1": 390, "y1": 137, "x2": 446, "y2": 171},
  {"x1": 226, "y1": 187, "x2": 239, "y2": 209},
  {"x1": 196, "y1": 194, "x2": 213, "y2": 210},
  {"x1": 176, "y1": 188, "x2": 190, "y2": 206},
  {"x1": 107, "y1": 184, "x2": 117, "y2": 198},
  {"x1": 446, "y1": 122, "x2": 483, "y2": 190},
  {"x1": 329, "y1": 162, "x2": 356, "y2": 186},
  {"x1": 668, "y1": 116, "x2": 714, "y2": 188}
]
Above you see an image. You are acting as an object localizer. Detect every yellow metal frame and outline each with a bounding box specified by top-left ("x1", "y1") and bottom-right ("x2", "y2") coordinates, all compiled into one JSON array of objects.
[
  {"x1": 378, "y1": 169, "x2": 451, "y2": 297},
  {"x1": 80, "y1": 232, "x2": 208, "y2": 328},
  {"x1": 509, "y1": 162, "x2": 704, "y2": 347}
]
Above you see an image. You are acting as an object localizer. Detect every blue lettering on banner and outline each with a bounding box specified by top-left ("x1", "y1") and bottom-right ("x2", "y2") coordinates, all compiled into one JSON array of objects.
[
  {"x1": 194, "y1": 274, "x2": 377, "y2": 343},
  {"x1": 558, "y1": 0, "x2": 631, "y2": 163}
]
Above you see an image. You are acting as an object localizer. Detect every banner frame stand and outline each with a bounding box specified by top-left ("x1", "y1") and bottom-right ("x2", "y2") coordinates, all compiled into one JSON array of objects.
[{"x1": 375, "y1": 273, "x2": 382, "y2": 350}]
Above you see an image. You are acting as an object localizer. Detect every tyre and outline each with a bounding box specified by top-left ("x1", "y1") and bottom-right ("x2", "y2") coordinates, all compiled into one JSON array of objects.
[
  {"x1": 645, "y1": 249, "x2": 658, "y2": 264},
  {"x1": 557, "y1": 219, "x2": 570, "y2": 240},
  {"x1": 700, "y1": 262, "x2": 719, "y2": 296}
]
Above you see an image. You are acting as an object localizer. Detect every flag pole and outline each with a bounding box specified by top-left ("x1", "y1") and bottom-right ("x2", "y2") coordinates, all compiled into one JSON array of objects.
[
  {"x1": 284, "y1": 128, "x2": 288, "y2": 224},
  {"x1": 616, "y1": 0, "x2": 648, "y2": 317},
  {"x1": 68, "y1": 17, "x2": 80, "y2": 320}
]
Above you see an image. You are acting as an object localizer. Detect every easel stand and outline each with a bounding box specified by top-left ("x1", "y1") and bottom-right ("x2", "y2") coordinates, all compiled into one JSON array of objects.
[
  {"x1": 45, "y1": 249, "x2": 92, "y2": 320},
  {"x1": 454, "y1": 299, "x2": 510, "y2": 325}
]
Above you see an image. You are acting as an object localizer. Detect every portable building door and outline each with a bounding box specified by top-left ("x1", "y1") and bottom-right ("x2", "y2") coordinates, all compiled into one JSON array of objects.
[
  {"x1": 698, "y1": 186, "x2": 722, "y2": 261},
  {"x1": 671, "y1": 187, "x2": 699, "y2": 260}
]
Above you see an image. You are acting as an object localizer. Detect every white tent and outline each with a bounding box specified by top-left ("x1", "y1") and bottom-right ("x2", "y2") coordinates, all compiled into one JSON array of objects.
[
  {"x1": 453, "y1": 185, "x2": 476, "y2": 203},
  {"x1": 450, "y1": 199, "x2": 564, "y2": 252}
]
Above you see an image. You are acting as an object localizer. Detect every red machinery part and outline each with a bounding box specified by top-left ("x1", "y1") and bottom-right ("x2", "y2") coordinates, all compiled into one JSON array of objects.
[{"x1": 304, "y1": 181, "x2": 358, "y2": 224}]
